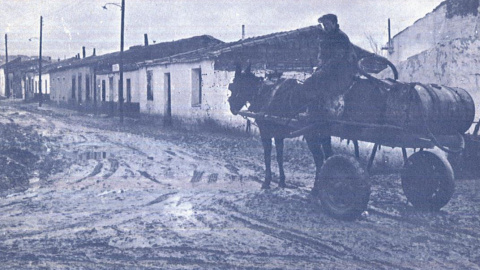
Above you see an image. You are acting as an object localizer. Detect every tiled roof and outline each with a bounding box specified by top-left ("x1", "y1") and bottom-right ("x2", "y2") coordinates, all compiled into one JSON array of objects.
[
  {"x1": 143, "y1": 25, "x2": 373, "y2": 72},
  {"x1": 0, "y1": 57, "x2": 51, "y2": 73},
  {"x1": 44, "y1": 35, "x2": 224, "y2": 73}
]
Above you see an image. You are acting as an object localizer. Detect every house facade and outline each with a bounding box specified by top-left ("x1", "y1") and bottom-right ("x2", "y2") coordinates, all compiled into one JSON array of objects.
[
  {"x1": 126, "y1": 26, "x2": 372, "y2": 129},
  {"x1": 32, "y1": 73, "x2": 51, "y2": 100},
  {"x1": 48, "y1": 35, "x2": 223, "y2": 116},
  {"x1": 0, "y1": 57, "x2": 51, "y2": 100}
]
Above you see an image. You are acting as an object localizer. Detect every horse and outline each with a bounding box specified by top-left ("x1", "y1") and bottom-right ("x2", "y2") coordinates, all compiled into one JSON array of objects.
[{"x1": 228, "y1": 64, "x2": 332, "y2": 189}]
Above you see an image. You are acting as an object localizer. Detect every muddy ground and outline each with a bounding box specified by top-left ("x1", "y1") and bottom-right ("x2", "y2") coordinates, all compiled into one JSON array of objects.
[{"x1": 0, "y1": 100, "x2": 479, "y2": 269}]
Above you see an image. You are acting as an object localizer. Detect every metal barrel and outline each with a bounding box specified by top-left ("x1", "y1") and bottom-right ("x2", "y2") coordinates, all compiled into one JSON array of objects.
[{"x1": 385, "y1": 83, "x2": 475, "y2": 135}]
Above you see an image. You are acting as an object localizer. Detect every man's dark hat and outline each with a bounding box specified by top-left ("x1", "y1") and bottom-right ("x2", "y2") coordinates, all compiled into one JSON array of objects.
[{"x1": 318, "y1": 14, "x2": 337, "y2": 24}]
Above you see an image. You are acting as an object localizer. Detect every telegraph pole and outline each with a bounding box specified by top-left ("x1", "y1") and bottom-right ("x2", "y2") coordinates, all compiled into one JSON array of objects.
[
  {"x1": 102, "y1": 2, "x2": 124, "y2": 122},
  {"x1": 119, "y1": 0, "x2": 125, "y2": 123},
  {"x1": 5, "y1": 34, "x2": 9, "y2": 98},
  {"x1": 38, "y1": 16, "x2": 43, "y2": 107}
]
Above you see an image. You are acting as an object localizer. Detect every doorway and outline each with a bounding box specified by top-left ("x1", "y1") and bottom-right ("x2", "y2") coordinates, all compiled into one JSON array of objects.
[{"x1": 164, "y1": 73, "x2": 172, "y2": 126}]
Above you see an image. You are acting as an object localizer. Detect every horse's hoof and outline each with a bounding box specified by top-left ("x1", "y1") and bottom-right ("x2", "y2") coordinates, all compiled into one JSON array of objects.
[{"x1": 261, "y1": 183, "x2": 271, "y2": 189}]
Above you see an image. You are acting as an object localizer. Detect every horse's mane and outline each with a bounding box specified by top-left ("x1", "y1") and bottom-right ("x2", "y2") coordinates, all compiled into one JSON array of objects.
[{"x1": 248, "y1": 78, "x2": 307, "y2": 118}]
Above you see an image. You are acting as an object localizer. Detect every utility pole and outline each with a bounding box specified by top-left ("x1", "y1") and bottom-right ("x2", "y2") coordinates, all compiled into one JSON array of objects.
[
  {"x1": 119, "y1": 0, "x2": 125, "y2": 123},
  {"x1": 5, "y1": 34, "x2": 9, "y2": 98},
  {"x1": 38, "y1": 16, "x2": 43, "y2": 107},
  {"x1": 102, "y1": 2, "x2": 124, "y2": 122},
  {"x1": 381, "y1": 18, "x2": 394, "y2": 54}
]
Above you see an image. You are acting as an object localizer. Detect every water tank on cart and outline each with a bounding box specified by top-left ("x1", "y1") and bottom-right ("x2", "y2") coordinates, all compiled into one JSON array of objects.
[{"x1": 384, "y1": 83, "x2": 475, "y2": 135}]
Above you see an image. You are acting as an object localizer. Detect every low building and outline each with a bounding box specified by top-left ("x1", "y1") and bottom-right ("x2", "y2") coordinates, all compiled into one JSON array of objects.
[
  {"x1": 130, "y1": 26, "x2": 372, "y2": 129},
  {"x1": 49, "y1": 35, "x2": 223, "y2": 115},
  {"x1": 0, "y1": 57, "x2": 51, "y2": 99}
]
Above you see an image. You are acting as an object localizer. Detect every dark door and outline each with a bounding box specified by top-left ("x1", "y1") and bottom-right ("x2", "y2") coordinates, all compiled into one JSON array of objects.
[{"x1": 164, "y1": 73, "x2": 172, "y2": 126}]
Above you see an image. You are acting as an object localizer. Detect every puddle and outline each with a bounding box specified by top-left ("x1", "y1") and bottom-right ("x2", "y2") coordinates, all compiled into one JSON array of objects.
[{"x1": 75, "y1": 151, "x2": 110, "y2": 161}]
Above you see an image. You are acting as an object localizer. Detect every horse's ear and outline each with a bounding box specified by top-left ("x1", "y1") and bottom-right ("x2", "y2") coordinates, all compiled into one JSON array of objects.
[
  {"x1": 235, "y1": 62, "x2": 242, "y2": 77},
  {"x1": 245, "y1": 63, "x2": 252, "y2": 74}
]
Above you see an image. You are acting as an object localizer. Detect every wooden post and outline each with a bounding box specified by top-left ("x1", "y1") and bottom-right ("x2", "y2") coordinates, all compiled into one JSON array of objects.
[
  {"x1": 119, "y1": 0, "x2": 125, "y2": 123},
  {"x1": 5, "y1": 34, "x2": 9, "y2": 98},
  {"x1": 367, "y1": 143, "x2": 378, "y2": 172},
  {"x1": 38, "y1": 16, "x2": 43, "y2": 107}
]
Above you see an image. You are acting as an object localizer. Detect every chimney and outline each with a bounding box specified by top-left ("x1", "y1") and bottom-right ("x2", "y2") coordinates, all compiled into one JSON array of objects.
[
  {"x1": 82, "y1": 46, "x2": 86, "y2": 58},
  {"x1": 144, "y1": 33, "x2": 149, "y2": 46},
  {"x1": 242, "y1": 25, "x2": 245, "y2": 40},
  {"x1": 93, "y1": 48, "x2": 96, "y2": 56}
]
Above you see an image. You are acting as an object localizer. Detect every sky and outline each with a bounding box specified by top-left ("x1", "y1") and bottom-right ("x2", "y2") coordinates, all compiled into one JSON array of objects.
[{"x1": 0, "y1": 0, "x2": 445, "y2": 60}]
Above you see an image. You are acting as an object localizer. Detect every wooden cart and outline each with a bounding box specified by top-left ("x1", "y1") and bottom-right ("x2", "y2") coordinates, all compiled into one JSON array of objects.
[{"x1": 238, "y1": 102, "x2": 465, "y2": 221}]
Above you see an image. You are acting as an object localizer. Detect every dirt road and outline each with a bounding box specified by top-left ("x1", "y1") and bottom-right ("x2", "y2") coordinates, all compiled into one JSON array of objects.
[{"x1": 0, "y1": 101, "x2": 479, "y2": 269}]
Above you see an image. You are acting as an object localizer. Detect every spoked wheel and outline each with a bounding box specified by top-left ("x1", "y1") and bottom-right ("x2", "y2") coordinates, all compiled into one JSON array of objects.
[
  {"x1": 402, "y1": 151, "x2": 455, "y2": 211},
  {"x1": 316, "y1": 155, "x2": 371, "y2": 221}
]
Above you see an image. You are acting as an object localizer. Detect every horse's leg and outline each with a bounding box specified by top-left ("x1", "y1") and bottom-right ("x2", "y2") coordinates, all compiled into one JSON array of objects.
[
  {"x1": 305, "y1": 133, "x2": 325, "y2": 195},
  {"x1": 261, "y1": 136, "x2": 273, "y2": 189},
  {"x1": 321, "y1": 136, "x2": 333, "y2": 159},
  {"x1": 274, "y1": 137, "x2": 286, "y2": 188}
]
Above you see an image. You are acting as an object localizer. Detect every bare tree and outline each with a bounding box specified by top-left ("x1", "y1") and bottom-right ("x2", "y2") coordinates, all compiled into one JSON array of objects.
[{"x1": 364, "y1": 33, "x2": 381, "y2": 55}]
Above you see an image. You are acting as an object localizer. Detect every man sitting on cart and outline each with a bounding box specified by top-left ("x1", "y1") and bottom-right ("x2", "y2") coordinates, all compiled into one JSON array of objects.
[{"x1": 302, "y1": 14, "x2": 358, "y2": 121}]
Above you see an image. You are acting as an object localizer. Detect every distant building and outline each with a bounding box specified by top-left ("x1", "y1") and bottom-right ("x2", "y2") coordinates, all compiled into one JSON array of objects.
[
  {"x1": 0, "y1": 57, "x2": 51, "y2": 99},
  {"x1": 47, "y1": 35, "x2": 223, "y2": 115}
]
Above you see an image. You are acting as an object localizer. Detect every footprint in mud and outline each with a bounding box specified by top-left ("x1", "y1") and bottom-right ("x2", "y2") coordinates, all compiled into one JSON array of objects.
[
  {"x1": 146, "y1": 192, "x2": 178, "y2": 206},
  {"x1": 208, "y1": 173, "x2": 218, "y2": 183},
  {"x1": 191, "y1": 170, "x2": 204, "y2": 183},
  {"x1": 165, "y1": 150, "x2": 176, "y2": 156},
  {"x1": 225, "y1": 164, "x2": 239, "y2": 175},
  {"x1": 138, "y1": 170, "x2": 162, "y2": 185}
]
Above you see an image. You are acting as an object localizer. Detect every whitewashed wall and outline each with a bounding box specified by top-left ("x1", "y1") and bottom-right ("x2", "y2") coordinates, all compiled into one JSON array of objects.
[
  {"x1": 0, "y1": 68, "x2": 5, "y2": 97},
  {"x1": 96, "y1": 70, "x2": 143, "y2": 104},
  {"x1": 33, "y1": 73, "x2": 50, "y2": 95},
  {"x1": 388, "y1": 4, "x2": 480, "y2": 65},
  {"x1": 49, "y1": 66, "x2": 94, "y2": 103}
]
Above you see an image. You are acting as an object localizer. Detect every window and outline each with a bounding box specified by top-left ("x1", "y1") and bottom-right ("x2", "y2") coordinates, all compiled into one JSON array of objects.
[
  {"x1": 86, "y1": 75, "x2": 90, "y2": 101},
  {"x1": 126, "y1": 79, "x2": 131, "y2": 103},
  {"x1": 147, "y1": 70, "x2": 153, "y2": 101},
  {"x1": 45, "y1": 80, "x2": 47, "y2": 94},
  {"x1": 78, "y1": 74, "x2": 82, "y2": 102},
  {"x1": 35, "y1": 81, "x2": 38, "y2": 93},
  {"x1": 191, "y1": 68, "x2": 202, "y2": 106},
  {"x1": 118, "y1": 79, "x2": 122, "y2": 102},
  {"x1": 109, "y1": 77, "x2": 114, "y2": 101},
  {"x1": 164, "y1": 73, "x2": 172, "y2": 126},
  {"x1": 101, "y1": 80, "x2": 106, "y2": 101},
  {"x1": 72, "y1": 76, "x2": 76, "y2": 99}
]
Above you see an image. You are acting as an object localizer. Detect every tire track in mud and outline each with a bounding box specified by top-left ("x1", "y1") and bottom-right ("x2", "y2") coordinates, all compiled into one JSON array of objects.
[
  {"x1": 368, "y1": 207, "x2": 480, "y2": 239},
  {"x1": 206, "y1": 200, "x2": 413, "y2": 270},
  {"x1": 138, "y1": 170, "x2": 163, "y2": 185},
  {"x1": 0, "y1": 114, "x2": 15, "y2": 123},
  {"x1": 102, "y1": 159, "x2": 119, "y2": 179},
  {"x1": 75, "y1": 162, "x2": 104, "y2": 183},
  {"x1": 146, "y1": 192, "x2": 178, "y2": 206},
  {"x1": 95, "y1": 134, "x2": 150, "y2": 157}
]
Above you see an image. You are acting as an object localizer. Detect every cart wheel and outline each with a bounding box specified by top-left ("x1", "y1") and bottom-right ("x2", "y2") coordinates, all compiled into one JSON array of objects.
[
  {"x1": 316, "y1": 155, "x2": 371, "y2": 221},
  {"x1": 401, "y1": 151, "x2": 454, "y2": 211}
]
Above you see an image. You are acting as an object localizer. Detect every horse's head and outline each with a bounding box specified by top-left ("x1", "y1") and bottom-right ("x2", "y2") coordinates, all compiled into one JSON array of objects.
[{"x1": 228, "y1": 63, "x2": 263, "y2": 115}]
